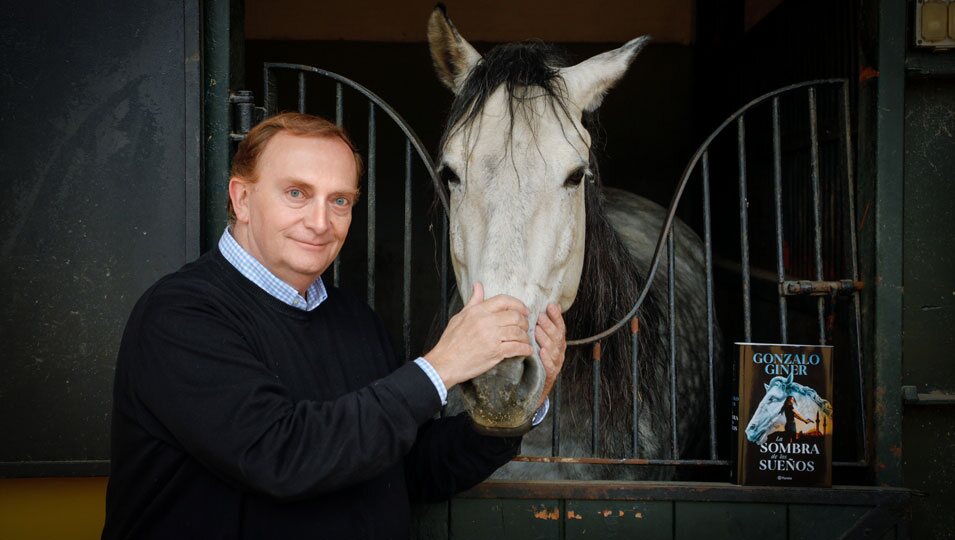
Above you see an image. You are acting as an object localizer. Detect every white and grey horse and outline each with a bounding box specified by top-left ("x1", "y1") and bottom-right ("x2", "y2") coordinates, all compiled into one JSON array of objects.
[
  {"x1": 428, "y1": 6, "x2": 720, "y2": 478},
  {"x1": 744, "y1": 371, "x2": 833, "y2": 446}
]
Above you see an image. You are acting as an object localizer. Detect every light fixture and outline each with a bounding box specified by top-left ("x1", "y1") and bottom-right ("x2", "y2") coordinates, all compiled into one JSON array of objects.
[
  {"x1": 915, "y1": 0, "x2": 955, "y2": 48},
  {"x1": 949, "y1": 2, "x2": 955, "y2": 40}
]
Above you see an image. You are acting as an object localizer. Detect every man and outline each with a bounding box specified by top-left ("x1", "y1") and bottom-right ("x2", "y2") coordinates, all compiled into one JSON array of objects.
[{"x1": 102, "y1": 112, "x2": 566, "y2": 539}]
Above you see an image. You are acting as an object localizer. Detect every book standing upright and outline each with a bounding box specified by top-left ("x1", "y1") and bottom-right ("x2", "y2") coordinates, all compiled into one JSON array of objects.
[{"x1": 734, "y1": 343, "x2": 833, "y2": 487}]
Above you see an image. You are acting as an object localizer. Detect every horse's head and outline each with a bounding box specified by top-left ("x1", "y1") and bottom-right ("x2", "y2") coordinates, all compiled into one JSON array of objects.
[
  {"x1": 744, "y1": 371, "x2": 794, "y2": 445},
  {"x1": 428, "y1": 6, "x2": 649, "y2": 434}
]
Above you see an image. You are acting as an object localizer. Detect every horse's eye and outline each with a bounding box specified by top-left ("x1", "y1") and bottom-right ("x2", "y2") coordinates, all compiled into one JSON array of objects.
[
  {"x1": 564, "y1": 167, "x2": 590, "y2": 188},
  {"x1": 440, "y1": 167, "x2": 461, "y2": 187}
]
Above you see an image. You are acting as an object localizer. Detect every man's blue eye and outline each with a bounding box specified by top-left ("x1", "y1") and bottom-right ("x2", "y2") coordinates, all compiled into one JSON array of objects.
[
  {"x1": 289, "y1": 189, "x2": 303, "y2": 198},
  {"x1": 334, "y1": 197, "x2": 349, "y2": 206}
]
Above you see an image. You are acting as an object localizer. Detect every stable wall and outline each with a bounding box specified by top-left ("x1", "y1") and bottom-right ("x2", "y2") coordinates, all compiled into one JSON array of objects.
[{"x1": 0, "y1": 0, "x2": 201, "y2": 537}]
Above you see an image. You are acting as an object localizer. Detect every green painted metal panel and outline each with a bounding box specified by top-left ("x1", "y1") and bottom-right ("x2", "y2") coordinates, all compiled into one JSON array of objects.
[
  {"x1": 564, "y1": 500, "x2": 672, "y2": 540},
  {"x1": 202, "y1": 0, "x2": 232, "y2": 251},
  {"x1": 872, "y1": 0, "x2": 907, "y2": 487},
  {"x1": 450, "y1": 498, "x2": 560, "y2": 540},
  {"x1": 902, "y1": 407, "x2": 955, "y2": 538},
  {"x1": 674, "y1": 502, "x2": 786, "y2": 540},
  {"x1": 902, "y1": 78, "x2": 955, "y2": 387},
  {"x1": 901, "y1": 77, "x2": 955, "y2": 540},
  {"x1": 413, "y1": 502, "x2": 449, "y2": 540},
  {"x1": 788, "y1": 504, "x2": 868, "y2": 540}
]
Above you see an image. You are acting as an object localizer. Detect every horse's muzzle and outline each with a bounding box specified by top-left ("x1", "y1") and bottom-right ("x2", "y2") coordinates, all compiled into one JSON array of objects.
[{"x1": 459, "y1": 355, "x2": 545, "y2": 437}]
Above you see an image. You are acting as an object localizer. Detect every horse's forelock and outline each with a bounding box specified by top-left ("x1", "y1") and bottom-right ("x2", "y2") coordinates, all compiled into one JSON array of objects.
[
  {"x1": 443, "y1": 42, "x2": 570, "y2": 130},
  {"x1": 439, "y1": 42, "x2": 581, "y2": 173}
]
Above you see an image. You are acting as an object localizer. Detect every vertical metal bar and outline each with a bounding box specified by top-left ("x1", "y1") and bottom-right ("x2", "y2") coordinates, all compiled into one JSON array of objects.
[
  {"x1": 843, "y1": 81, "x2": 869, "y2": 461},
  {"x1": 808, "y1": 87, "x2": 826, "y2": 344},
  {"x1": 552, "y1": 374, "x2": 561, "y2": 457},
  {"x1": 630, "y1": 317, "x2": 641, "y2": 457},
  {"x1": 335, "y1": 83, "x2": 344, "y2": 125},
  {"x1": 333, "y1": 83, "x2": 343, "y2": 287},
  {"x1": 367, "y1": 103, "x2": 376, "y2": 308},
  {"x1": 667, "y1": 230, "x2": 678, "y2": 458},
  {"x1": 439, "y1": 197, "x2": 450, "y2": 420},
  {"x1": 872, "y1": 0, "x2": 905, "y2": 485},
  {"x1": 403, "y1": 140, "x2": 412, "y2": 362},
  {"x1": 262, "y1": 65, "x2": 276, "y2": 116},
  {"x1": 297, "y1": 72, "x2": 305, "y2": 113},
  {"x1": 772, "y1": 97, "x2": 790, "y2": 343},
  {"x1": 738, "y1": 116, "x2": 753, "y2": 342},
  {"x1": 202, "y1": 0, "x2": 232, "y2": 251},
  {"x1": 702, "y1": 152, "x2": 717, "y2": 459},
  {"x1": 439, "y1": 213, "x2": 449, "y2": 327},
  {"x1": 592, "y1": 342, "x2": 601, "y2": 456}
]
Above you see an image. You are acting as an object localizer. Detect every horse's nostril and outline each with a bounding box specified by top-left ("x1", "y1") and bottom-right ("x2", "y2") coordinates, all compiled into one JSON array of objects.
[{"x1": 520, "y1": 356, "x2": 542, "y2": 394}]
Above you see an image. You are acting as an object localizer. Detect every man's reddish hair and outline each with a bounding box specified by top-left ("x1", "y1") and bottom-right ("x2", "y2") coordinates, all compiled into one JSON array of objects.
[{"x1": 228, "y1": 112, "x2": 363, "y2": 224}]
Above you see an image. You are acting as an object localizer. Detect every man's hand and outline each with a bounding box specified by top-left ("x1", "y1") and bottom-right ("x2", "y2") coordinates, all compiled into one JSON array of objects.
[
  {"x1": 535, "y1": 303, "x2": 566, "y2": 409},
  {"x1": 424, "y1": 283, "x2": 533, "y2": 389}
]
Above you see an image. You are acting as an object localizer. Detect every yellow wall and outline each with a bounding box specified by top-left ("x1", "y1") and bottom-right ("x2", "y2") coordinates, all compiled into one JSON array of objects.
[{"x1": 0, "y1": 478, "x2": 106, "y2": 540}]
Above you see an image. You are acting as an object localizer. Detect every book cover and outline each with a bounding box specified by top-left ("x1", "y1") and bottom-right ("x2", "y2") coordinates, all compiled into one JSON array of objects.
[{"x1": 735, "y1": 342, "x2": 833, "y2": 487}]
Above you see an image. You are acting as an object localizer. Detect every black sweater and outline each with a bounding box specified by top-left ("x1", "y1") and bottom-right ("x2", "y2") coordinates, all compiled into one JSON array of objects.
[{"x1": 102, "y1": 249, "x2": 521, "y2": 539}]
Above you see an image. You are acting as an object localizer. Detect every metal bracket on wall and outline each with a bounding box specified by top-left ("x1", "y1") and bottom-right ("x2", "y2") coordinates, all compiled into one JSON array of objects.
[
  {"x1": 230, "y1": 90, "x2": 265, "y2": 141},
  {"x1": 902, "y1": 385, "x2": 955, "y2": 405}
]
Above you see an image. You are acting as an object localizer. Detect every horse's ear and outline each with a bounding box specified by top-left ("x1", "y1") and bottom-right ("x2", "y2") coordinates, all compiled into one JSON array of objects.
[
  {"x1": 764, "y1": 383, "x2": 770, "y2": 391},
  {"x1": 427, "y1": 4, "x2": 481, "y2": 93},
  {"x1": 785, "y1": 370, "x2": 794, "y2": 385},
  {"x1": 559, "y1": 35, "x2": 651, "y2": 113}
]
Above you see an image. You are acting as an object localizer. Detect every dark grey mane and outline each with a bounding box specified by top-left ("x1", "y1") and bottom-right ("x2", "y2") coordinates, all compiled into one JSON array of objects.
[
  {"x1": 437, "y1": 42, "x2": 674, "y2": 457},
  {"x1": 565, "y1": 183, "x2": 668, "y2": 456}
]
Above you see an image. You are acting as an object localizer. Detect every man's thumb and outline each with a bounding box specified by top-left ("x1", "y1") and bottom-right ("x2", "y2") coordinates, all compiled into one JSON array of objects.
[{"x1": 465, "y1": 282, "x2": 484, "y2": 307}]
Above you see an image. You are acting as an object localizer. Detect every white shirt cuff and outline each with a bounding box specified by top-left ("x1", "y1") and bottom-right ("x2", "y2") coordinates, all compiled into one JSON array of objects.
[
  {"x1": 414, "y1": 357, "x2": 448, "y2": 405},
  {"x1": 531, "y1": 397, "x2": 550, "y2": 426}
]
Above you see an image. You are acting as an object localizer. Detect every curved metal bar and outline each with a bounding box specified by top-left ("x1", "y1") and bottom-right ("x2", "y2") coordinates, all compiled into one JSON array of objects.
[
  {"x1": 568, "y1": 78, "x2": 849, "y2": 345},
  {"x1": 262, "y1": 63, "x2": 448, "y2": 213}
]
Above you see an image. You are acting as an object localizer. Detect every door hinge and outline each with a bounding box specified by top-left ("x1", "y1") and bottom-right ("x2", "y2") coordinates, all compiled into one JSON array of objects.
[{"x1": 229, "y1": 90, "x2": 265, "y2": 141}]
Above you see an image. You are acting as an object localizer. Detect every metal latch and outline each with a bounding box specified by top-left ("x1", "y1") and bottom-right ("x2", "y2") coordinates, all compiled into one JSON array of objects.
[
  {"x1": 780, "y1": 279, "x2": 864, "y2": 297},
  {"x1": 902, "y1": 385, "x2": 955, "y2": 405}
]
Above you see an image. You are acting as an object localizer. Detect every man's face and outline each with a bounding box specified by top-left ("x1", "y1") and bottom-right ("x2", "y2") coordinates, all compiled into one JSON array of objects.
[{"x1": 230, "y1": 131, "x2": 359, "y2": 293}]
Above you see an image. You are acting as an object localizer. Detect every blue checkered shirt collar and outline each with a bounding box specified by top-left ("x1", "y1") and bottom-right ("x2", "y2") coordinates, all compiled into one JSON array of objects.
[{"x1": 218, "y1": 228, "x2": 328, "y2": 311}]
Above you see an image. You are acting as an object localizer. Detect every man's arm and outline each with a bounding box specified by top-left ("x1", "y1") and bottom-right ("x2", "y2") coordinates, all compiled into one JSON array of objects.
[
  {"x1": 130, "y1": 290, "x2": 440, "y2": 501},
  {"x1": 129, "y1": 282, "x2": 532, "y2": 502},
  {"x1": 403, "y1": 414, "x2": 522, "y2": 502}
]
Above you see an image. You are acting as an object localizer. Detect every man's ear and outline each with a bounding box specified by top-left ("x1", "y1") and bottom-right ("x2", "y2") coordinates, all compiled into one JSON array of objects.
[
  {"x1": 427, "y1": 4, "x2": 481, "y2": 94},
  {"x1": 229, "y1": 177, "x2": 251, "y2": 223},
  {"x1": 559, "y1": 36, "x2": 650, "y2": 113}
]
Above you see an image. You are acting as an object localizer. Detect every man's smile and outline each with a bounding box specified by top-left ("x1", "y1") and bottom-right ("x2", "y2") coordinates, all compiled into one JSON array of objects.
[{"x1": 292, "y1": 238, "x2": 332, "y2": 250}]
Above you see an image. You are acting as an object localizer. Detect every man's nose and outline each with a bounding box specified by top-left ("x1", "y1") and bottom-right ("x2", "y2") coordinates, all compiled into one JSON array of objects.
[{"x1": 303, "y1": 200, "x2": 330, "y2": 233}]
